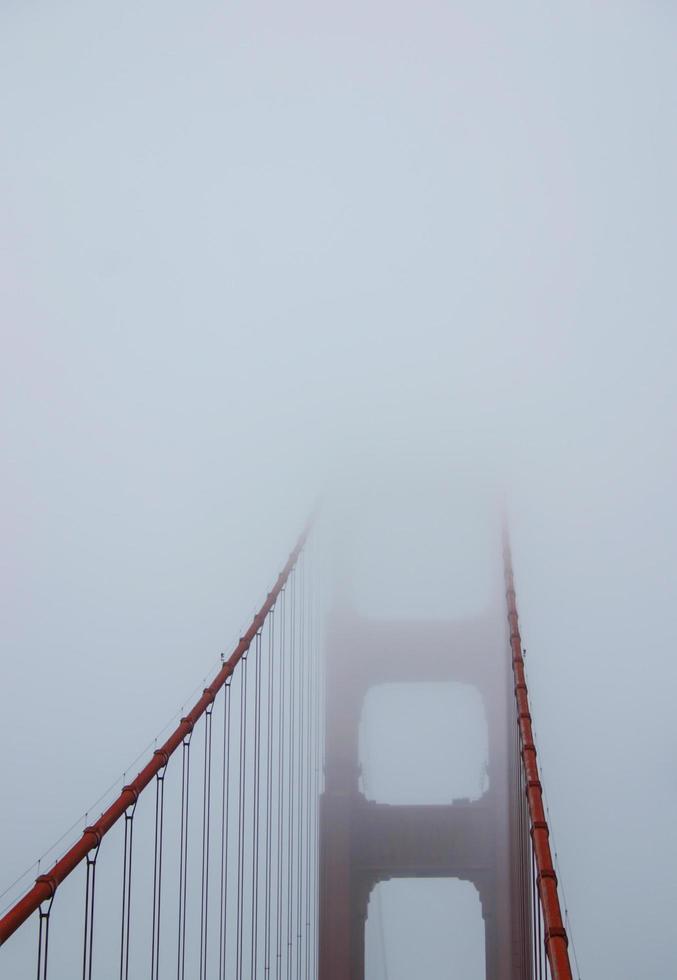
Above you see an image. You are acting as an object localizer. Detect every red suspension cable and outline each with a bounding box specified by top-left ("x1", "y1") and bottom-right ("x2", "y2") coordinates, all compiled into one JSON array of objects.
[
  {"x1": 0, "y1": 521, "x2": 312, "y2": 947},
  {"x1": 503, "y1": 527, "x2": 573, "y2": 980}
]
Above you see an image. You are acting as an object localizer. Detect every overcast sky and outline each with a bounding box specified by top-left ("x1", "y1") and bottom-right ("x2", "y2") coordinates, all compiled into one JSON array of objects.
[{"x1": 2, "y1": 1, "x2": 676, "y2": 977}]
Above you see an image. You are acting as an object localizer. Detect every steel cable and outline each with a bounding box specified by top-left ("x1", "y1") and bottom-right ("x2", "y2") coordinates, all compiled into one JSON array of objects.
[
  {"x1": 286, "y1": 568, "x2": 297, "y2": 979},
  {"x1": 82, "y1": 840, "x2": 100, "y2": 980},
  {"x1": 35, "y1": 895, "x2": 54, "y2": 980},
  {"x1": 295, "y1": 555, "x2": 305, "y2": 980},
  {"x1": 199, "y1": 704, "x2": 214, "y2": 980},
  {"x1": 218, "y1": 679, "x2": 232, "y2": 980},
  {"x1": 176, "y1": 734, "x2": 192, "y2": 980},
  {"x1": 264, "y1": 608, "x2": 276, "y2": 976},
  {"x1": 276, "y1": 587, "x2": 287, "y2": 980},
  {"x1": 251, "y1": 631, "x2": 263, "y2": 977},
  {"x1": 150, "y1": 766, "x2": 166, "y2": 980},
  {"x1": 304, "y1": 552, "x2": 313, "y2": 980},
  {"x1": 118, "y1": 803, "x2": 136, "y2": 980},
  {"x1": 236, "y1": 652, "x2": 248, "y2": 980}
]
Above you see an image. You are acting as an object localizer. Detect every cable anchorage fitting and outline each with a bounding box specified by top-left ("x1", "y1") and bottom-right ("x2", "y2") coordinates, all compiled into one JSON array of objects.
[
  {"x1": 545, "y1": 926, "x2": 569, "y2": 946},
  {"x1": 82, "y1": 826, "x2": 103, "y2": 849},
  {"x1": 35, "y1": 874, "x2": 58, "y2": 899}
]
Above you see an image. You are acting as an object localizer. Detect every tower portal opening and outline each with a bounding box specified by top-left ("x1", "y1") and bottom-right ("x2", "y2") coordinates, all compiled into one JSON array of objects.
[
  {"x1": 365, "y1": 878, "x2": 485, "y2": 980},
  {"x1": 359, "y1": 681, "x2": 489, "y2": 804}
]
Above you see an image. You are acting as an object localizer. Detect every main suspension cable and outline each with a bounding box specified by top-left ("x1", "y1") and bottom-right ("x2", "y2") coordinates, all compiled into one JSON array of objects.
[{"x1": 504, "y1": 527, "x2": 573, "y2": 980}]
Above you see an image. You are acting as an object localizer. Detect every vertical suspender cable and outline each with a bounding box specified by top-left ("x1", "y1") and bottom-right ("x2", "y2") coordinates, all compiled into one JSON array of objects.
[
  {"x1": 537, "y1": 863, "x2": 544, "y2": 979},
  {"x1": 82, "y1": 835, "x2": 101, "y2": 980},
  {"x1": 517, "y1": 727, "x2": 528, "y2": 974},
  {"x1": 177, "y1": 732, "x2": 192, "y2": 980},
  {"x1": 199, "y1": 702, "x2": 214, "y2": 980},
  {"x1": 151, "y1": 759, "x2": 167, "y2": 980},
  {"x1": 316, "y1": 542, "x2": 325, "y2": 980},
  {"x1": 35, "y1": 891, "x2": 54, "y2": 980},
  {"x1": 276, "y1": 587, "x2": 287, "y2": 980},
  {"x1": 251, "y1": 631, "x2": 263, "y2": 977},
  {"x1": 523, "y1": 752, "x2": 532, "y2": 974},
  {"x1": 264, "y1": 608, "x2": 276, "y2": 977},
  {"x1": 296, "y1": 554, "x2": 305, "y2": 980},
  {"x1": 236, "y1": 651, "x2": 248, "y2": 980},
  {"x1": 286, "y1": 568, "x2": 297, "y2": 979},
  {"x1": 304, "y1": 550, "x2": 313, "y2": 980},
  {"x1": 531, "y1": 846, "x2": 538, "y2": 977},
  {"x1": 308, "y1": 543, "x2": 316, "y2": 980},
  {"x1": 118, "y1": 796, "x2": 137, "y2": 980},
  {"x1": 219, "y1": 679, "x2": 232, "y2": 980},
  {"x1": 311, "y1": 541, "x2": 320, "y2": 980}
]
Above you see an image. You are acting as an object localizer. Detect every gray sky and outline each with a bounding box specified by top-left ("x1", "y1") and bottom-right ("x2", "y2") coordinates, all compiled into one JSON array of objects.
[{"x1": 2, "y1": 1, "x2": 676, "y2": 976}]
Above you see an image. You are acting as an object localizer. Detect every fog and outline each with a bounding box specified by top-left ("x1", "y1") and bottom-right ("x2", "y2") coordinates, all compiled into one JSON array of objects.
[{"x1": 2, "y1": 0, "x2": 676, "y2": 977}]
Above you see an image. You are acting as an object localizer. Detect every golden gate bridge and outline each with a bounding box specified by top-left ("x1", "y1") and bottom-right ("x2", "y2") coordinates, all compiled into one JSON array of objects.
[{"x1": 0, "y1": 514, "x2": 575, "y2": 979}]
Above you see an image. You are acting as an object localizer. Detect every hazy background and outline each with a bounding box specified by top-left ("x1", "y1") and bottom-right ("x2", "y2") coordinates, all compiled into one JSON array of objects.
[{"x1": 2, "y1": 0, "x2": 676, "y2": 976}]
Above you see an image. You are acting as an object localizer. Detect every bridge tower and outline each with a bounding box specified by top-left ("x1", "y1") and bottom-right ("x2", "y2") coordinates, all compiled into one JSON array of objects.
[{"x1": 318, "y1": 596, "x2": 530, "y2": 979}]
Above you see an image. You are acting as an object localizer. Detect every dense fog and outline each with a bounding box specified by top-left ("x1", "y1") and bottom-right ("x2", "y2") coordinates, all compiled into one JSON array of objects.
[{"x1": 2, "y1": 1, "x2": 676, "y2": 976}]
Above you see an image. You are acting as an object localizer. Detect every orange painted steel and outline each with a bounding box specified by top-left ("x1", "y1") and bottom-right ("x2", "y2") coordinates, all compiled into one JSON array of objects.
[
  {"x1": 0, "y1": 522, "x2": 311, "y2": 947},
  {"x1": 503, "y1": 529, "x2": 573, "y2": 980}
]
